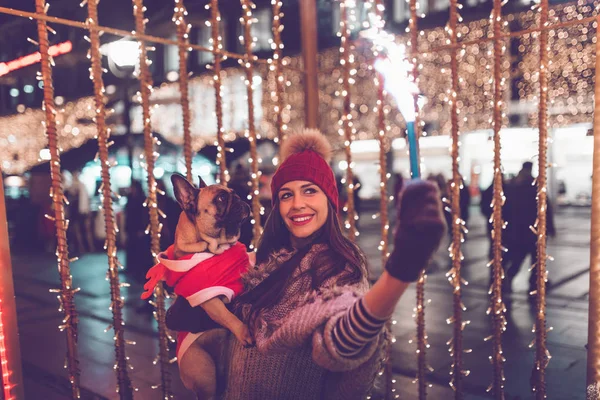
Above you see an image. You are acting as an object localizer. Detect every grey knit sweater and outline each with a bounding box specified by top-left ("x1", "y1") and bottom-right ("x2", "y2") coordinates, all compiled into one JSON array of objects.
[{"x1": 216, "y1": 243, "x2": 387, "y2": 400}]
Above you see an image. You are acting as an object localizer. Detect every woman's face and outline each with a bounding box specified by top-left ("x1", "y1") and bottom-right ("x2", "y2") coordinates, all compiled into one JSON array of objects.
[{"x1": 278, "y1": 180, "x2": 328, "y2": 239}]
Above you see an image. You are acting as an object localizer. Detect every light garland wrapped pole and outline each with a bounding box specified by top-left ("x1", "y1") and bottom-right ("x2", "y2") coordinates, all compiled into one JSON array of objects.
[
  {"x1": 532, "y1": 0, "x2": 551, "y2": 397},
  {"x1": 487, "y1": 0, "x2": 508, "y2": 396},
  {"x1": 586, "y1": 16, "x2": 600, "y2": 399},
  {"x1": 446, "y1": 0, "x2": 468, "y2": 396},
  {"x1": 173, "y1": 0, "x2": 193, "y2": 182},
  {"x1": 368, "y1": 1, "x2": 393, "y2": 396},
  {"x1": 131, "y1": 0, "x2": 172, "y2": 397},
  {"x1": 270, "y1": 0, "x2": 287, "y2": 153},
  {"x1": 209, "y1": 0, "x2": 228, "y2": 185},
  {"x1": 370, "y1": 0, "x2": 389, "y2": 278},
  {"x1": 339, "y1": 0, "x2": 358, "y2": 242},
  {"x1": 85, "y1": 0, "x2": 134, "y2": 396},
  {"x1": 239, "y1": 0, "x2": 263, "y2": 248},
  {"x1": 406, "y1": 0, "x2": 429, "y2": 397},
  {"x1": 34, "y1": 0, "x2": 81, "y2": 397}
]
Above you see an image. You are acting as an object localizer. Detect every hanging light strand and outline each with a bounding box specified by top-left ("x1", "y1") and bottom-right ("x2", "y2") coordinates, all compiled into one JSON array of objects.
[
  {"x1": 406, "y1": 0, "x2": 429, "y2": 396},
  {"x1": 173, "y1": 0, "x2": 193, "y2": 181},
  {"x1": 488, "y1": 0, "x2": 508, "y2": 397},
  {"x1": 208, "y1": 0, "x2": 228, "y2": 185},
  {"x1": 239, "y1": 0, "x2": 263, "y2": 249},
  {"x1": 446, "y1": 0, "x2": 467, "y2": 396},
  {"x1": 339, "y1": 0, "x2": 358, "y2": 242},
  {"x1": 368, "y1": 0, "x2": 393, "y2": 398},
  {"x1": 270, "y1": 0, "x2": 287, "y2": 153},
  {"x1": 86, "y1": 0, "x2": 134, "y2": 396},
  {"x1": 132, "y1": 0, "x2": 172, "y2": 397},
  {"x1": 35, "y1": 0, "x2": 81, "y2": 397},
  {"x1": 533, "y1": 0, "x2": 551, "y2": 397},
  {"x1": 370, "y1": 0, "x2": 390, "y2": 279}
]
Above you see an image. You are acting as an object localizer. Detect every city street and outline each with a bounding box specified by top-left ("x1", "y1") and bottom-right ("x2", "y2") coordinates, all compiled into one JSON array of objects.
[{"x1": 12, "y1": 205, "x2": 591, "y2": 399}]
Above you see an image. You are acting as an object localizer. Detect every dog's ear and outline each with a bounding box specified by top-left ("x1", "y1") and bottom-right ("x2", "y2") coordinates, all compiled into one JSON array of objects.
[
  {"x1": 198, "y1": 175, "x2": 207, "y2": 189},
  {"x1": 171, "y1": 173, "x2": 199, "y2": 220}
]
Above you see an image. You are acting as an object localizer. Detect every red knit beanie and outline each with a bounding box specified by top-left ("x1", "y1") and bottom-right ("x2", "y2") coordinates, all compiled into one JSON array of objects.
[{"x1": 271, "y1": 129, "x2": 339, "y2": 212}]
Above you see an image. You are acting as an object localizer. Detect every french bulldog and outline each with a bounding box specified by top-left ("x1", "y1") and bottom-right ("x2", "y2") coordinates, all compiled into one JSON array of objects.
[
  {"x1": 165, "y1": 173, "x2": 254, "y2": 399},
  {"x1": 169, "y1": 172, "x2": 254, "y2": 346}
]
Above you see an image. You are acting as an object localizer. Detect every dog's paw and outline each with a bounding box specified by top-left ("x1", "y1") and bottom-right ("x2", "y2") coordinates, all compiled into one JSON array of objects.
[
  {"x1": 247, "y1": 251, "x2": 256, "y2": 267},
  {"x1": 233, "y1": 324, "x2": 255, "y2": 347}
]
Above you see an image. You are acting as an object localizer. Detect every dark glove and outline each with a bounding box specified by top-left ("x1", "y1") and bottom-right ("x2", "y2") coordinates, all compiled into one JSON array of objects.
[{"x1": 385, "y1": 179, "x2": 446, "y2": 282}]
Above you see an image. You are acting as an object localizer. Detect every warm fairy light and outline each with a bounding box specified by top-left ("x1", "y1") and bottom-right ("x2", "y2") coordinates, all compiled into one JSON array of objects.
[
  {"x1": 0, "y1": 301, "x2": 15, "y2": 400},
  {"x1": 338, "y1": 0, "x2": 359, "y2": 241},
  {"x1": 173, "y1": 0, "x2": 193, "y2": 182},
  {"x1": 364, "y1": 1, "x2": 395, "y2": 397},
  {"x1": 2, "y1": 2, "x2": 598, "y2": 175},
  {"x1": 268, "y1": 0, "x2": 287, "y2": 153},
  {"x1": 239, "y1": 0, "x2": 263, "y2": 248},
  {"x1": 207, "y1": 0, "x2": 229, "y2": 185},
  {"x1": 133, "y1": 0, "x2": 171, "y2": 396},
  {"x1": 86, "y1": 0, "x2": 134, "y2": 395},
  {"x1": 531, "y1": 0, "x2": 552, "y2": 397},
  {"x1": 35, "y1": 0, "x2": 81, "y2": 397},
  {"x1": 444, "y1": 0, "x2": 468, "y2": 396},
  {"x1": 487, "y1": 0, "x2": 509, "y2": 397}
]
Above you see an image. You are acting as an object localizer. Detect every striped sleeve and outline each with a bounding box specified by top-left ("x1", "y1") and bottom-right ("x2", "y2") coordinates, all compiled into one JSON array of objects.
[{"x1": 332, "y1": 297, "x2": 388, "y2": 357}]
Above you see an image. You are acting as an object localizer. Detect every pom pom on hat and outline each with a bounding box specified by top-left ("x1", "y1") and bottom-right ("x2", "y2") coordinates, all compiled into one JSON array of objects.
[
  {"x1": 271, "y1": 129, "x2": 339, "y2": 212},
  {"x1": 280, "y1": 128, "x2": 332, "y2": 163}
]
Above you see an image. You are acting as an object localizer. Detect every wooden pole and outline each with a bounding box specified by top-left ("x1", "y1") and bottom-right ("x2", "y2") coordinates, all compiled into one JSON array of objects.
[
  {"x1": 586, "y1": 16, "x2": 600, "y2": 399},
  {"x1": 0, "y1": 172, "x2": 24, "y2": 400},
  {"x1": 299, "y1": 0, "x2": 319, "y2": 128}
]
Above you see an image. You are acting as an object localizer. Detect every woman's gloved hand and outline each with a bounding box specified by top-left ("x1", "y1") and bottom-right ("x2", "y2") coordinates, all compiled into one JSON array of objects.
[{"x1": 385, "y1": 179, "x2": 446, "y2": 282}]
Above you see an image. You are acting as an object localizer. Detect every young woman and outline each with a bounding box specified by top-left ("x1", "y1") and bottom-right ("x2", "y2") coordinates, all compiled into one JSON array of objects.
[{"x1": 174, "y1": 129, "x2": 446, "y2": 399}]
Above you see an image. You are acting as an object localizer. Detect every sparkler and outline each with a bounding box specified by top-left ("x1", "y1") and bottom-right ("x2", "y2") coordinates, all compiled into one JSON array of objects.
[{"x1": 363, "y1": 28, "x2": 421, "y2": 178}]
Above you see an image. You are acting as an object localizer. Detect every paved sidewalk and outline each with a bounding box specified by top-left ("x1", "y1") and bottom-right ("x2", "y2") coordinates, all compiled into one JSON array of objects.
[{"x1": 11, "y1": 206, "x2": 591, "y2": 399}]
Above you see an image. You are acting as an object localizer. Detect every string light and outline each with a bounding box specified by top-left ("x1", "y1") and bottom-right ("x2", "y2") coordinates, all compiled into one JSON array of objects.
[
  {"x1": 173, "y1": 0, "x2": 193, "y2": 182},
  {"x1": 339, "y1": 0, "x2": 359, "y2": 241},
  {"x1": 0, "y1": 300, "x2": 14, "y2": 400},
  {"x1": 35, "y1": 0, "x2": 81, "y2": 397},
  {"x1": 487, "y1": 0, "x2": 509, "y2": 397},
  {"x1": 366, "y1": 0, "x2": 394, "y2": 397},
  {"x1": 207, "y1": 0, "x2": 229, "y2": 185},
  {"x1": 405, "y1": 0, "x2": 432, "y2": 397},
  {"x1": 132, "y1": 0, "x2": 171, "y2": 397},
  {"x1": 85, "y1": 0, "x2": 135, "y2": 395},
  {"x1": 2, "y1": 4, "x2": 599, "y2": 175},
  {"x1": 269, "y1": 0, "x2": 287, "y2": 154},
  {"x1": 443, "y1": 0, "x2": 472, "y2": 396},
  {"x1": 239, "y1": 0, "x2": 263, "y2": 249},
  {"x1": 532, "y1": 0, "x2": 552, "y2": 397},
  {"x1": 586, "y1": 13, "x2": 600, "y2": 396}
]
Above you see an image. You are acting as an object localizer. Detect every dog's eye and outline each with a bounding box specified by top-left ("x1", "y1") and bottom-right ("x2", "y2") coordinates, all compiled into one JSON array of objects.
[{"x1": 217, "y1": 194, "x2": 226, "y2": 202}]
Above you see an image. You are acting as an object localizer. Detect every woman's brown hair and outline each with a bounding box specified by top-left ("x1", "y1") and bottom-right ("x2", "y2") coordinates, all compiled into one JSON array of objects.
[{"x1": 238, "y1": 200, "x2": 367, "y2": 329}]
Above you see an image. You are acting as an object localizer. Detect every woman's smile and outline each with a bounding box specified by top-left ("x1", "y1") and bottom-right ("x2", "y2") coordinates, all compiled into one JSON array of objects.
[{"x1": 289, "y1": 213, "x2": 315, "y2": 226}]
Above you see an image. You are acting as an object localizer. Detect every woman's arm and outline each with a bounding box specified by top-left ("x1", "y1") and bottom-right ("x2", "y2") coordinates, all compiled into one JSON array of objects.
[
  {"x1": 363, "y1": 271, "x2": 410, "y2": 318},
  {"x1": 331, "y1": 273, "x2": 408, "y2": 357},
  {"x1": 330, "y1": 180, "x2": 444, "y2": 358}
]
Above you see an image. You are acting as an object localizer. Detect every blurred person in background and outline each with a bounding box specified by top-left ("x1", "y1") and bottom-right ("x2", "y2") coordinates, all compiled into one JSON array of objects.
[
  {"x1": 503, "y1": 161, "x2": 556, "y2": 296},
  {"x1": 125, "y1": 180, "x2": 152, "y2": 284},
  {"x1": 66, "y1": 170, "x2": 95, "y2": 255}
]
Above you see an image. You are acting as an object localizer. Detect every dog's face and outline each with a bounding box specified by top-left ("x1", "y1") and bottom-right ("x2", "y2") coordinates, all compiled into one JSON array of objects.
[{"x1": 171, "y1": 173, "x2": 251, "y2": 241}]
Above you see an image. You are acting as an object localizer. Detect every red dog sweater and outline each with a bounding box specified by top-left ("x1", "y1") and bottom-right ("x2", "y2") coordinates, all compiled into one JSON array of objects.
[
  {"x1": 141, "y1": 241, "x2": 250, "y2": 306},
  {"x1": 141, "y1": 242, "x2": 251, "y2": 362}
]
